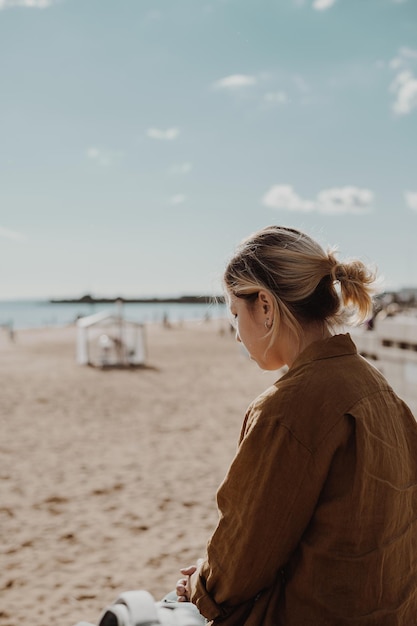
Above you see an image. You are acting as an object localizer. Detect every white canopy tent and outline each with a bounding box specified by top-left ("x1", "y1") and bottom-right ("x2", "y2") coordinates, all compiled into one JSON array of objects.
[{"x1": 76, "y1": 310, "x2": 147, "y2": 367}]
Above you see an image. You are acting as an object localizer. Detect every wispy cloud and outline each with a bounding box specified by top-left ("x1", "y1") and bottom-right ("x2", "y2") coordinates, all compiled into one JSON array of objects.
[
  {"x1": 170, "y1": 162, "x2": 193, "y2": 175},
  {"x1": 0, "y1": 0, "x2": 56, "y2": 9},
  {"x1": 312, "y1": 0, "x2": 337, "y2": 10},
  {"x1": 262, "y1": 184, "x2": 374, "y2": 215},
  {"x1": 86, "y1": 147, "x2": 123, "y2": 167},
  {"x1": 263, "y1": 91, "x2": 289, "y2": 106},
  {"x1": 389, "y1": 47, "x2": 417, "y2": 116},
  {"x1": 389, "y1": 47, "x2": 417, "y2": 71},
  {"x1": 169, "y1": 194, "x2": 186, "y2": 205},
  {"x1": 405, "y1": 191, "x2": 417, "y2": 211},
  {"x1": 213, "y1": 74, "x2": 257, "y2": 90},
  {"x1": 292, "y1": 74, "x2": 310, "y2": 93},
  {"x1": 213, "y1": 71, "x2": 310, "y2": 111},
  {"x1": 147, "y1": 127, "x2": 180, "y2": 141},
  {"x1": 0, "y1": 225, "x2": 26, "y2": 242},
  {"x1": 316, "y1": 187, "x2": 374, "y2": 214},
  {"x1": 263, "y1": 185, "x2": 315, "y2": 212},
  {"x1": 390, "y1": 71, "x2": 417, "y2": 115}
]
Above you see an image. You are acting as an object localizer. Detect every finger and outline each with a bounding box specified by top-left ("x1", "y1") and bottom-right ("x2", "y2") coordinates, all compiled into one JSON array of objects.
[
  {"x1": 180, "y1": 566, "x2": 197, "y2": 575},
  {"x1": 176, "y1": 578, "x2": 187, "y2": 587}
]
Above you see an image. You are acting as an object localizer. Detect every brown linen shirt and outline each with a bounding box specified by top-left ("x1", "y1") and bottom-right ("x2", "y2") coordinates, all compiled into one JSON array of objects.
[{"x1": 191, "y1": 334, "x2": 417, "y2": 625}]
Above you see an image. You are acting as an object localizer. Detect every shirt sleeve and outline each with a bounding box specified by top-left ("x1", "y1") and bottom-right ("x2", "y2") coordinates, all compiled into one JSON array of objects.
[{"x1": 191, "y1": 399, "x2": 347, "y2": 621}]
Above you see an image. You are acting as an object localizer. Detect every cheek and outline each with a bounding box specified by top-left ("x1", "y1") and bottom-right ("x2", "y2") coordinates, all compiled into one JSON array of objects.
[
  {"x1": 235, "y1": 322, "x2": 250, "y2": 348},
  {"x1": 239, "y1": 322, "x2": 264, "y2": 353}
]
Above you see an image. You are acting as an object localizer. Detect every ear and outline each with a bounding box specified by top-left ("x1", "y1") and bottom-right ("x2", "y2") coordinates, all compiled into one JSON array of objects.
[{"x1": 258, "y1": 289, "x2": 274, "y2": 317}]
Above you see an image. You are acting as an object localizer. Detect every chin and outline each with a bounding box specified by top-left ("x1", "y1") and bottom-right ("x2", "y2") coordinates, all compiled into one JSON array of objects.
[
  {"x1": 252, "y1": 357, "x2": 272, "y2": 371},
  {"x1": 250, "y1": 353, "x2": 284, "y2": 371},
  {"x1": 261, "y1": 359, "x2": 285, "y2": 372},
  {"x1": 249, "y1": 355, "x2": 262, "y2": 368}
]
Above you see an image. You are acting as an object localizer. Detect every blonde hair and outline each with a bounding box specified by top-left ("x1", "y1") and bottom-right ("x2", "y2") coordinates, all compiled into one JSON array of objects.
[{"x1": 224, "y1": 226, "x2": 376, "y2": 341}]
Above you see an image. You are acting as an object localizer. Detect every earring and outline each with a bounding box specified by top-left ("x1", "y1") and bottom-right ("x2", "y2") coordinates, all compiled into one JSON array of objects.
[{"x1": 265, "y1": 320, "x2": 272, "y2": 330}]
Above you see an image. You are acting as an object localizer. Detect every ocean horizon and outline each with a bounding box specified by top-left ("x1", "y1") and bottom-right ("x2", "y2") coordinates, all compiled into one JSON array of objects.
[{"x1": 0, "y1": 299, "x2": 227, "y2": 331}]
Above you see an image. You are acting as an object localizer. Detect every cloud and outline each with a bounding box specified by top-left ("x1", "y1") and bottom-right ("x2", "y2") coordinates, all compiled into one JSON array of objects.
[
  {"x1": 170, "y1": 162, "x2": 193, "y2": 175},
  {"x1": 0, "y1": 0, "x2": 56, "y2": 8},
  {"x1": 262, "y1": 184, "x2": 374, "y2": 215},
  {"x1": 86, "y1": 147, "x2": 123, "y2": 166},
  {"x1": 390, "y1": 70, "x2": 417, "y2": 115},
  {"x1": 169, "y1": 194, "x2": 186, "y2": 205},
  {"x1": 213, "y1": 74, "x2": 257, "y2": 89},
  {"x1": 389, "y1": 47, "x2": 417, "y2": 71},
  {"x1": 147, "y1": 127, "x2": 180, "y2": 141},
  {"x1": 312, "y1": 0, "x2": 337, "y2": 10},
  {"x1": 0, "y1": 226, "x2": 26, "y2": 242},
  {"x1": 262, "y1": 185, "x2": 315, "y2": 212},
  {"x1": 316, "y1": 187, "x2": 374, "y2": 214},
  {"x1": 213, "y1": 71, "x2": 310, "y2": 111},
  {"x1": 263, "y1": 91, "x2": 289, "y2": 106},
  {"x1": 292, "y1": 74, "x2": 310, "y2": 93},
  {"x1": 405, "y1": 191, "x2": 417, "y2": 211},
  {"x1": 389, "y1": 47, "x2": 417, "y2": 115}
]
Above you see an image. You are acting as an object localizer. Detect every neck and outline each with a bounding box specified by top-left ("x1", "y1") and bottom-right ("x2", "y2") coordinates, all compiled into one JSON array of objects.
[{"x1": 286, "y1": 322, "x2": 332, "y2": 368}]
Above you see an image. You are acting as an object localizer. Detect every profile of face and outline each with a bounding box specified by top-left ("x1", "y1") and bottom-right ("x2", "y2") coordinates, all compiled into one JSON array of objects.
[{"x1": 228, "y1": 291, "x2": 289, "y2": 371}]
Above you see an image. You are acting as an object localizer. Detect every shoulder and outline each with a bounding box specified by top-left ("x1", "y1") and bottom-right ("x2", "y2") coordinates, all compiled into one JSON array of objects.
[{"x1": 243, "y1": 338, "x2": 387, "y2": 451}]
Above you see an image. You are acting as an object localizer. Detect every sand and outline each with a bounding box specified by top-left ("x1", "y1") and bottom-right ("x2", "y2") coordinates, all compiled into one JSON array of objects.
[{"x1": 0, "y1": 319, "x2": 278, "y2": 626}]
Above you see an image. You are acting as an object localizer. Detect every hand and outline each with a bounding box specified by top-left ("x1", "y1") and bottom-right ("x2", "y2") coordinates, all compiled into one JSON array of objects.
[{"x1": 176, "y1": 565, "x2": 197, "y2": 602}]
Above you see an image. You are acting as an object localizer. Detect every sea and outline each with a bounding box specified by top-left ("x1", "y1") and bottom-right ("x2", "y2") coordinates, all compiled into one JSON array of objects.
[{"x1": 0, "y1": 300, "x2": 227, "y2": 331}]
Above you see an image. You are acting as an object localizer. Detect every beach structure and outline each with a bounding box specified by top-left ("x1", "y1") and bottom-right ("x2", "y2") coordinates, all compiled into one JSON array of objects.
[
  {"x1": 76, "y1": 310, "x2": 146, "y2": 368},
  {"x1": 350, "y1": 310, "x2": 417, "y2": 416}
]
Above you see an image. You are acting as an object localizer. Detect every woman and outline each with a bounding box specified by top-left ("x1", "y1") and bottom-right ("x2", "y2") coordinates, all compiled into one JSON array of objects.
[{"x1": 176, "y1": 225, "x2": 417, "y2": 625}]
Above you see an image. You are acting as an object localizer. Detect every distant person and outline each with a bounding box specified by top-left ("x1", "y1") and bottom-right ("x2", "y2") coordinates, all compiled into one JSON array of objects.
[
  {"x1": 163, "y1": 312, "x2": 171, "y2": 329},
  {"x1": 174, "y1": 225, "x2": 417, "y2": 624}
]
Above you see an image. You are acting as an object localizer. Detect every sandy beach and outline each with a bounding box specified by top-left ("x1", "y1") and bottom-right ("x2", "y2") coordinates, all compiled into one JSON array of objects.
[{"x1": 0, "y1": 319, "x2": 278, "y2": 626}]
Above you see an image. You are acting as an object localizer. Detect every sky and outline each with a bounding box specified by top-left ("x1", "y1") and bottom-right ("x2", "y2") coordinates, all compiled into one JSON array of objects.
[{"x1": 1, "y1": 0, "x2": 416, "y2": 300}]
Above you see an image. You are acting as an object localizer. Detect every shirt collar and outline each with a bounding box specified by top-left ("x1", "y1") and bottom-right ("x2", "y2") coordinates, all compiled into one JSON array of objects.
[{"x1": 290, "y1": 333, "x2": 357, "y2": 372}]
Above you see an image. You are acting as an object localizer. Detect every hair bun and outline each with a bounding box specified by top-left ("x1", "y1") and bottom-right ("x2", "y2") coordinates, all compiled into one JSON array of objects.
[{"x1": 331, "y1": 263, "x2": 349, "y2": 283}]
